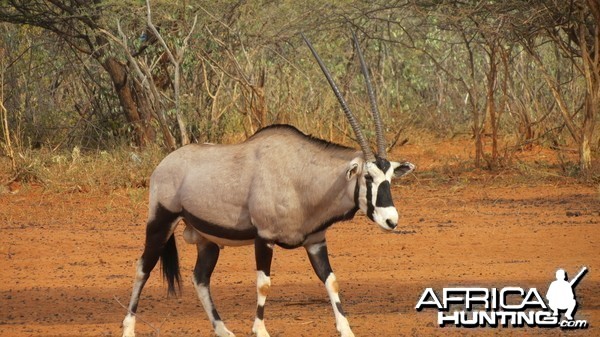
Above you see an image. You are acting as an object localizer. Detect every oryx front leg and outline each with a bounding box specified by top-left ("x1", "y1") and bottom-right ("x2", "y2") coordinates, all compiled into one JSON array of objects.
[
  {"x1": 192, "y1": 240, "x2": 235, "y2": 337},
  {"x1": 253, "y1": 238, "x2": 273, "y2": 337},
  {"x1": 305, "y1": 241, "x2": 355, "y2": 337}
]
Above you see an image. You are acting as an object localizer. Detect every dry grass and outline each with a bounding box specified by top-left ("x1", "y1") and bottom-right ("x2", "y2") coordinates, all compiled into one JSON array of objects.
[
  {"x1": 0, "y1": 131, "x2": 597, "y2": 195},
  {"x1": 0, "y1": 145, "x2": 165, "y2": 193}
]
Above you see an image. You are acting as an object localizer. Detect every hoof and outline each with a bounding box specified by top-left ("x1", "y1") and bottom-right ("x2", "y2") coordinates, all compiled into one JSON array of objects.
[
  {"x1": 122, "y1": 315, "x2": 136, "y2": 337},
  {"x1": 215, "y1": 322, "x2": 236, "y2": 337},
  {"x1": 339, "y1": 327, "x2": 355, "y2": 337},
  {"x1": 253, "y1": 329, "x2": 271, "y2": 337},
  {"x1": 252, "y1": 319, "x2": 270, "y2": 337}
]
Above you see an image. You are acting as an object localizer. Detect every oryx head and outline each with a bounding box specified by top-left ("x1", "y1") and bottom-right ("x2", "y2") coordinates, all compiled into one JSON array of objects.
[{"x1": 303, "y1": 32, "x2": 415, "y2": 231}]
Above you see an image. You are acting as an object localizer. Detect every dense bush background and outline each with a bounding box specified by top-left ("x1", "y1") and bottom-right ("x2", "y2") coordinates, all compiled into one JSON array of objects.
[{"x1": 0, "y1": 0, "x2": 598, "y2": 183}]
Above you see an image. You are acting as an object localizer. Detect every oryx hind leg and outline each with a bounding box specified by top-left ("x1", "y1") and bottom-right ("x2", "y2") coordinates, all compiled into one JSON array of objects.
[
  {"x1": 305, "y1": 241, "x2": 355, "y2": 337},
  {"x1": 253, "y1": 238, "x2": 274, "y2": 337},
  {"x1": 122, "y1": 203, "x2": 181, "y2": 337},
  {"x1": 192, "y1": 237, "x2": 235, "y2": 337}
]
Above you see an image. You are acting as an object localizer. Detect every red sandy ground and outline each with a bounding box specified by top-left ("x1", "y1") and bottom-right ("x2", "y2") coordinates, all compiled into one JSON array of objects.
[{"x1": 0, "y1": 137, "x2": 598, "y2": 337}]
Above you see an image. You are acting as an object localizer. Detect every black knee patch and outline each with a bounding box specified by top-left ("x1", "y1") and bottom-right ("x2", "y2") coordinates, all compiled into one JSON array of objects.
[
  {"x1": 256, "y1": 305, "x2": 265, "y2": 320},
  {"x1": 335, "y1": 302, "x2": 346, "y2": 316}
]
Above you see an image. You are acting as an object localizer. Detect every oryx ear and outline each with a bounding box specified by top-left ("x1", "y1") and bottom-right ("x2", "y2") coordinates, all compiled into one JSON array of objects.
[
  {"x1": 346, "y1": 158, "x2": 363, "y2": 181},
  {"x1": 391, "y1": 161, "x2": 415, "y2": 178}
]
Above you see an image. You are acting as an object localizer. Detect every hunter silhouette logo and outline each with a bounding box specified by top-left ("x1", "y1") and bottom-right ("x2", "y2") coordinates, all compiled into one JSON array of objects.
[
  {"x1": 416, "y1": 266, "x2": 589, "y2": 329},
  {"x1": 546, "y1": 267, "x2": 587, "y2": 321}
]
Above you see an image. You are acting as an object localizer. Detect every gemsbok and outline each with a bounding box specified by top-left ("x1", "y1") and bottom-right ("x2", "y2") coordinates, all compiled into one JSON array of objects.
[{"x1": 122, "y1": 32, "x2": 415, "y2": 337}]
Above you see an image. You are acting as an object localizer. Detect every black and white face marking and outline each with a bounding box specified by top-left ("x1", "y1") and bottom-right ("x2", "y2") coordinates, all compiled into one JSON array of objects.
[{"x1": 357, "y1": 157, "x2": 415, "y2": 231}]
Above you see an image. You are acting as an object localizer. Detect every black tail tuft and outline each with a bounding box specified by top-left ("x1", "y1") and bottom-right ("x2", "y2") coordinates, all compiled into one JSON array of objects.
[{"x1": 161, "y1": 234, "x2": 181, "y2": 297}]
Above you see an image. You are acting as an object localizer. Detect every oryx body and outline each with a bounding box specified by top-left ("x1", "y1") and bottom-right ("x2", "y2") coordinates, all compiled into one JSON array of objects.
[
  {"x1": 122, "y1": 33, "x2": 414, "y2": 337},
  {"x1": 155, "y1": 125, "x2": 365, "y2": 249}
]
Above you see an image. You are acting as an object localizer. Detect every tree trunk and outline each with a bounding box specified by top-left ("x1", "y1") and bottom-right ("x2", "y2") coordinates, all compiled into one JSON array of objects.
[
  {"x1": 577, "y1": 7, "x2": 598, "y2": 174},
  {"x1": 174, "y1": 63, "x2": 190, "y2": 146},
  {"x1": 580, "y1": 130, "x2": 592, "y2": 172},
  {"x1": 131, "y1": 76, "x2": 177, "y2": 151},
  {"x1": 252, "y1": 68, "x2": 268, "y2": 129},
  {"x1": 102, "y1": 57, "x2": 155, "y2": 147},
  {"x1": 462, "y1": 35, "x2": 484, "y2": 168},
  {"x1": 485, "y1": 45, "x2": 498, "y2": 168},
  {"x1": 580, "y1": 90, "x2": 596, "y2": 173}
]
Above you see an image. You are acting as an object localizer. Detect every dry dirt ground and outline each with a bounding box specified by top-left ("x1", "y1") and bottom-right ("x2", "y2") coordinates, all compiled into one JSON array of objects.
[{"x1": 0, "y1": 138, "x2": 598, "y2": 337}]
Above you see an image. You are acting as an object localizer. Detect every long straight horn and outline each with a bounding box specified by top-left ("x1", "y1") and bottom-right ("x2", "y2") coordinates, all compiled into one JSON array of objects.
[
  {"x1": 301, "y1": 33, "x2": 375, "y2": 162},
  {"x1": 353, "y1": 31, "x2": 386, "y2": 159}
]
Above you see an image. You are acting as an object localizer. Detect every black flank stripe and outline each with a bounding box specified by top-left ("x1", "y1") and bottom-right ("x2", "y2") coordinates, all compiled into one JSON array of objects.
[{"x1": 182, "y1": 208, "x2": 257, "y2": 241}]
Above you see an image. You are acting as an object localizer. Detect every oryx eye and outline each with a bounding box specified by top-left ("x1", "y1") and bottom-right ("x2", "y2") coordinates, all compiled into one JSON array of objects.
[{"x1": 365, "y1": 174, "x2": 373, "y2": 182}]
